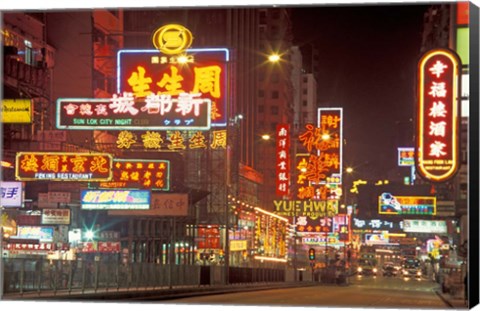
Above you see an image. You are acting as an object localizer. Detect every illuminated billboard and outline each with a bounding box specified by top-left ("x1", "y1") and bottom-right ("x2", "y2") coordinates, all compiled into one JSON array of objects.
[
  {"x1": 378, "y1": 192, "x2": 436, "y2": 215},
  {"x1": 15, "y1": 152, "x2": 113, "y2": 182},
  {"x1": 403, "y1": 219, "x2": 447, "y2": 234},
  {"x1": 80, "y1": 189, "x2": 151, "y2": 210},
  {"x1": 56, "y1": 96, "x2": 211, "y2": 131},
  {"x1": 108, "y1": 193, "x2": 188, "y2": 216},
  {"x1": 275, "y1": 124, "x2": 290, "y2": 196},
  {"x1": 99, "y1": 159, "x2": 170, "y2": 190},
  {"x1": 398, "y1": 147, "x2": 415, "y2": 166},
  {"x1": 273, "y1": 199, "x2": 338, "y2": 218},
  {"x1": 1, "y1": 181, "x2": 23, "y2": 207},
  {"x1": 1, "y1": 99, "x2": 32, "y2": 123},
  {"x1": 117, "y1": 48, "x2": 229, "y2": 127},
  {"x1": 416, "y1": 48, "x2": 461, "y2": 182}
]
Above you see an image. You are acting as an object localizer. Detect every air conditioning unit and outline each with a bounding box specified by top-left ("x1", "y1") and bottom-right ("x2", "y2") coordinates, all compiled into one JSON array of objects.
[{"x1": 3, "y1": 45, "x2": 18, "y2": 55}]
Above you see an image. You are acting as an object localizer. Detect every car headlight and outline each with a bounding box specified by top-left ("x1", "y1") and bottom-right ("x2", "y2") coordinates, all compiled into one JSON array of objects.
[
  {"x1": 357, "y1": 267, "x2": 362, "y2": 272},
  {"x1": 403, "y1": 270, "x2": 408, "y2": 275},
  {"x1": 417, "y1": 271, "x2": 422, "y2": 276},
  {"x1": 373, "y1": 268, "x2": 377, "y2": 273}
]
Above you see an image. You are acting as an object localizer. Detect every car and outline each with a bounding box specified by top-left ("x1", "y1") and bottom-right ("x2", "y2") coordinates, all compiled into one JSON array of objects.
[
  {"x1": 357, "y1": 259, "x2": 377, "y2": 276},
  {"x1": 382, "y1": 264, "x2": 398, "y2": 277},
  {"x1": 400, "y1": 258, "x2": 422, "y2": 278}
]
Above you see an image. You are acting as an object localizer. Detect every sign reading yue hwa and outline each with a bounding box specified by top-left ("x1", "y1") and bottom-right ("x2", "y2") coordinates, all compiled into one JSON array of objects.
[{"x1": 416, "y1": 48, "x2": 461, "y2": 182}]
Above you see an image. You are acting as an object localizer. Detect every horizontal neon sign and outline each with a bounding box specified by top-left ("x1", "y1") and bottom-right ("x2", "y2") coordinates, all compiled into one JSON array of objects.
[
  {"x1": 56, "y1": 95, "x2": 211, "y2": 130},
  {"x1": 99, "y1": 159, "x2": 170, "y2": 191},
  {"x1": 378, "y1": 192, "x2": 436, "y2": 215},
  {"x1": 80, "y1": 189, "x2": 151, "y2": 210},
  {"x1": 15, "y1": 152, "x2": 113, "y2": 182},
  {"x1": 117, "y1": 48, "x2": 229, "y2": 127}
]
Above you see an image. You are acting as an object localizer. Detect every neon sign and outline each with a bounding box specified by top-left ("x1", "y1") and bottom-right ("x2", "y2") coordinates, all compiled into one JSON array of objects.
[
  {"x1": 416, "y1": 48, "x2": 460, "y2": 182},
  {"x1": 80, "y1": 189, "x2": 151, "y2": 210},
  {"x1": 378, "y1": 192, "x2": 436, "y2": 215},
  {"x1": 15, "y1": 152, "x2": 113, "y2": 182},
  {"x1": 117, "y1": 48, "x2": 229, "y2": 126},
  {"x1": 56, "y1": 95, "x2": 211, "y2": 130},
  {"x1": 99, "y1": 159, "x2": 170, "y2": 191},
  {"x1": 276, "y1": 124, "x2": 290, "y2": 196},
  {"x1": 152, "y1": 24, "x2": 193, "y2": 55},
  {"x1": 110, "y1": 129, "x2": 227, "y2": 150}
]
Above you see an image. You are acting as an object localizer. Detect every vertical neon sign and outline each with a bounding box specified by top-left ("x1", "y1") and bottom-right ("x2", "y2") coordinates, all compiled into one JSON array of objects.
[
  {"x1": 416, "y1": 48, "x2": 461, "y2": 182},
  {"x1": 276, "y1": 124, "x2": 290, "y2": 197}
]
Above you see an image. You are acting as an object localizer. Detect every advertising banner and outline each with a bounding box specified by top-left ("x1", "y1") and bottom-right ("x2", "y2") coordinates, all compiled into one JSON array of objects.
[
  {"x1": 416, "y1": 48, "x2": 460, "y2": 182},
  {"x1": 378, "y1": 192, "x2": 436, "y2": 215},
  {"x1": 275, "y1": 124, "x2": 290, "y2": 196},
  {"x1": 0, "y1": 181, "x2": 23, "y2": 207},
  {"x1": 41, "y1": 209, "x2": 71, "y2": 225},
  {"x1": 81, "y1": 189, "x2": 151, "y2": 210},
  {"x1": 16, "y1": 226, "x2": 54, "y2": 242},
  {"x1": 57, "y1": 96, "x2": 211, "y2": 131},
  {"x1": 108, "y1": 193, "x2": 188, "y2": 216},
  {"x1": 1, "y1": 99, "x2": 32, "y2": 123},
  {"x1": 117, "y1": 48, "x2": 229, "y2": 127},
  {"x1": 403, "y1": 219, "x2": 447, "y2": 233},
  {"x1": 273, "y1": 199, "x2": 338, "y2": 218},
  {"x1": 15, "y1": 152, "x2": 113, "y2": 182},
  {"x1": 99, "y1": 159, "x2": 170, "y2": 190}
]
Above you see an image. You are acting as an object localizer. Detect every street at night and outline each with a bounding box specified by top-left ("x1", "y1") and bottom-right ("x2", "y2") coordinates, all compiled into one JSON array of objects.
[
  {"x1": 167, "y1": 276, "x2": 447, "y2": 309},
  {"x1": 0, "y1": 1, "x2": 479, "y2": 310}
]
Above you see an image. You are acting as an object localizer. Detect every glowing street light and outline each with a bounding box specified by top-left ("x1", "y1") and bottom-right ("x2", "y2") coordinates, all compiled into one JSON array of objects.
[{"x1": 268, "y1": 53, "x2": 281, "y2": 63}]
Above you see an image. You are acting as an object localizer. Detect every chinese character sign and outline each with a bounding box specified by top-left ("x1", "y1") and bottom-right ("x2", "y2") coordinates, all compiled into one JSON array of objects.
[
  {"x1": 117, "y1": 48, "x2": 229, "y2": 126},
  {"x1": 57, "y1": 95, "x2": 211, "y2": 130},
  {"x1": 15, "y1": 152, "x2": 113, "y2": 182},
  {"x1": 0, "y1": 181, "x2": 23, "y2": 207},
  {"x1": 276, "y1": 124, "x2": 290, "y2": 196},
  {"x1": 99, "y1": 159, "x2": 170, "y2": 190},
  {"x1": 416, "y1": 49, "x2": 461, "y2": 182},
  {"x1": 316, "y1": 108, "x2": 343, "y2": 184}
]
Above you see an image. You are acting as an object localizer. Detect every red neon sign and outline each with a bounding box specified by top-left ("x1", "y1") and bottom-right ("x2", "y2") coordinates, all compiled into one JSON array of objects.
[
  {"x1": 276, "y1": 124, "x2": 290, "y2": 197},
  {"x1": 416, "y1": 49, "x2": 460, "y2": 182}
]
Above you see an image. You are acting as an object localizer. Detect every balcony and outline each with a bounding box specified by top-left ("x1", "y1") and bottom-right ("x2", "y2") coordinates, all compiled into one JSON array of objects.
[{"x1": 3, "y1": 56, "x2": 50, "y2": 97}]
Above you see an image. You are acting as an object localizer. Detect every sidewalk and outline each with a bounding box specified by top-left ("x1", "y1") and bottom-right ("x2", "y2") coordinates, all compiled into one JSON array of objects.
[
  {"x1": 435, "y1": 290, "x2": 468, "y2": 309},
  {"x1": 2, "y1": 281, "x2": 317, "y2": 301}
]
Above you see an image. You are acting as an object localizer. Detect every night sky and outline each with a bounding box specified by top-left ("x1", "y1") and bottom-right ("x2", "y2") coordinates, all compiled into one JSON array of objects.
[{"x1": 291, "y1": 3, "x2": 430, "y2": 180}]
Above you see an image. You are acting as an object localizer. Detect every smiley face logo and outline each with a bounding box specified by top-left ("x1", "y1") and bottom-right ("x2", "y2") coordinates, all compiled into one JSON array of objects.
[{"x1": 152, "y1": 24, "x2": 193, "y2": 55}]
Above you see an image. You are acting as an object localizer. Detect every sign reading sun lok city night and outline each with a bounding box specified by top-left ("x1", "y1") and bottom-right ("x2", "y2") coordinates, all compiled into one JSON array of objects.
[
  {"x1": 15, "y1": 152, "x2": 113, "y2": 181},
  {"x1": 416, "y1": 48, "x2": 461, "y2": 182},
  {"x1": 56, "y1": 95, "x2": 211, "y2": 130}
]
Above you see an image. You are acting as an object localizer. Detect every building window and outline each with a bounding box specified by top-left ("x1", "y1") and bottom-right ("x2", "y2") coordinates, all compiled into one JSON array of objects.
[
  {"x1": 303, "y1": 89, "x2": 308, "y2": 95},
  {"x1": 271, "y1": 73, "x2": 279, "y2": 83},
  {"x1": 258, "y1": 90, "x2": 264, "y2": 98},
  {"x1": 258, "y1": 105, "x2": 264, "y2": 113},
  {"x1": 270, "y1": 105, "x2": 279, "y2": 115},
  {"x1": 303, "y1": 100, "x2": 308, "y2": 107},
  {"x1": 271, "y1": 91, "x2": 279, "y2": 99},
  {"x1": 24, "y1": 40, "x2": 34, "y2": 65}
]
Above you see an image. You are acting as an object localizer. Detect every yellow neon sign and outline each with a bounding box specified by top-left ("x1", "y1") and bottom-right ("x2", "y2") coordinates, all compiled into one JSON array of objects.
[{"x1": 152, "y1": 24, "x2": 193, "y2": 55}]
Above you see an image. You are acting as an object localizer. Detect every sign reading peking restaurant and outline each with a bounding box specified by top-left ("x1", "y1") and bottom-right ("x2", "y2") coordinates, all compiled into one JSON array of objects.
[
  {"x1": 416, "y1": 48, "x2": 461, "y2": 182},
  {"x1": 15, "y1": 152, "x2": 113, "y2": 181}
]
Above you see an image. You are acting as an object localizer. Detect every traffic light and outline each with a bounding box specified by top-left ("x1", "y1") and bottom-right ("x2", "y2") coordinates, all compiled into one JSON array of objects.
[{"x1": 308, "y1": 248, "x2": 315, "y2": 261}]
